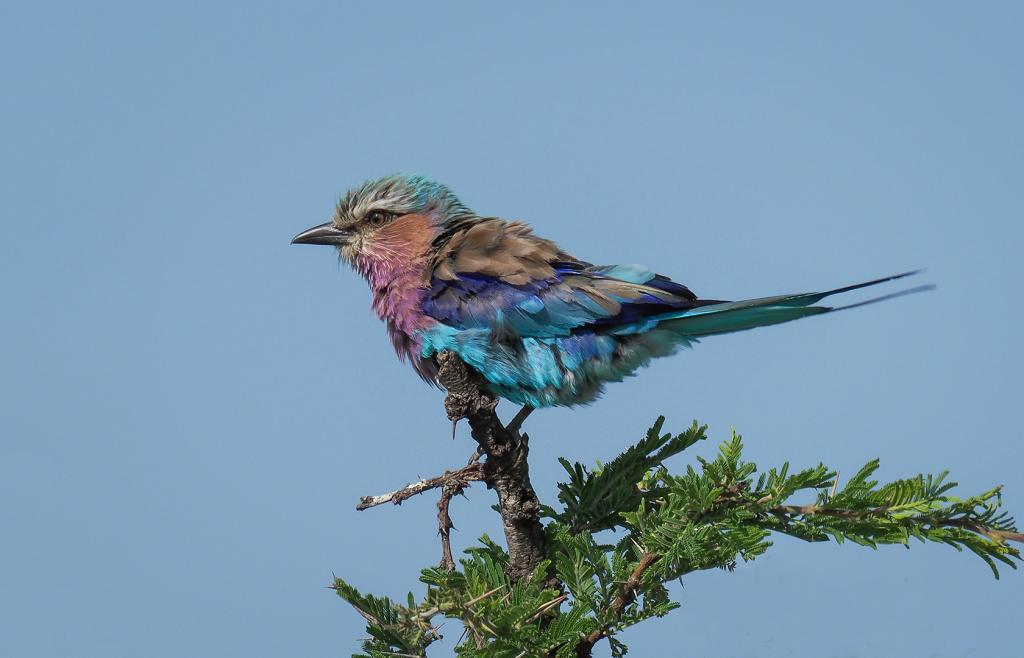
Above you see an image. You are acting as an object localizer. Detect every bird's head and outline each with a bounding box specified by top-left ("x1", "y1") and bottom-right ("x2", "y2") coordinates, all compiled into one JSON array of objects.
[{"x1": 291, "y1": 174, "x2": 474, "y2": 271}]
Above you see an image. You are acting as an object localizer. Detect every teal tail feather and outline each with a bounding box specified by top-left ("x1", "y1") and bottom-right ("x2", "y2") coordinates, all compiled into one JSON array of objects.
[{"x1": 662, "y1": 270, "x2": 934, "y2": 338}]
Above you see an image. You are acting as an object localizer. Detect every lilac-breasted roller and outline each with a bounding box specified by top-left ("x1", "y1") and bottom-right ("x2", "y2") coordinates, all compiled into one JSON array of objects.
[{"x1": 292, "y1": 174, "x2": 928, "y2": 410}]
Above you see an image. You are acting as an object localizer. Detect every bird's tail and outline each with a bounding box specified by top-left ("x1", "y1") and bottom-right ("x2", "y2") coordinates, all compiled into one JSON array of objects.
[{"x1": 660, "y1": 270, "x2": 934, "y2": 338}]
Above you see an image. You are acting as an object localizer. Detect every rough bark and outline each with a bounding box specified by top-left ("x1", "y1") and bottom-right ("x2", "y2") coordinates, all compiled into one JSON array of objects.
[{"x1": 436, "y1": 351, "x2": 547, "y2": 581}]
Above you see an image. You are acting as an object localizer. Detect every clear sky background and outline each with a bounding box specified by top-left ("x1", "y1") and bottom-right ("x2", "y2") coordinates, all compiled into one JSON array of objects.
[{"x1": 2, "y1": 2, "x2": 1022, "y2": 656}]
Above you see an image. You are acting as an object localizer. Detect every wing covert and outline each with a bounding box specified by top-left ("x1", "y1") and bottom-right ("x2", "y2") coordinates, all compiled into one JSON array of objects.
[{"x1": 422, "y1": 219, "x2": 703, "y2": 338}]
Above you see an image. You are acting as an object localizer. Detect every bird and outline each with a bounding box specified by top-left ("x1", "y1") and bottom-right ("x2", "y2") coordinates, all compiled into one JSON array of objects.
[{"x1": 292, "y1": 174, "x2": 930, "y2": 414}]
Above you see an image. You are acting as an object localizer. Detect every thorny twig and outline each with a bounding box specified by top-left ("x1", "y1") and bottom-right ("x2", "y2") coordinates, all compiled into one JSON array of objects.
[
  {"x1": 438, "y1": 481, "x2": 463, "y2": 572},
  {"x1": 356, "y1": 463, "x2": 484, "y2": 511}
]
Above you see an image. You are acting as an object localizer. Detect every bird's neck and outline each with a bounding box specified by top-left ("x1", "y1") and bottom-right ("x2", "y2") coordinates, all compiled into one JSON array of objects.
[{"x1": 354, "y1": 214, "x2": 437, "y2": 337}]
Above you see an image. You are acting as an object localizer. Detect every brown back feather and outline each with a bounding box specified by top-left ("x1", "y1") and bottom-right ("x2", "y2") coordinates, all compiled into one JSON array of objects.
[
  {"x1": 431, "y1": 219, "x2": 579, "y2": 285},
  {"x1": 429, "y1": 219, "x2": 697, "y2": 318}
]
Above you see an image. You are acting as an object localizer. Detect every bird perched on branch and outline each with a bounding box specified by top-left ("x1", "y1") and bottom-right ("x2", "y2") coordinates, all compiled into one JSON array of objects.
[{"x1": 293, "y1": 174, "x2": 929, "y2": 410}]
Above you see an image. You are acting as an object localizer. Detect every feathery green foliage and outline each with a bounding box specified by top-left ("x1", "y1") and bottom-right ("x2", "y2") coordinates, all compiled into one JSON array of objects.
[{"x1": 334, "y1": 418, "x2": 1021, "y2": 657}]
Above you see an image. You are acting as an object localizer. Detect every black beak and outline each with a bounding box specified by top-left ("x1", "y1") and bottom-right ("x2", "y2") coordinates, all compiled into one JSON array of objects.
[{"x1": 291, "y1": 222, "x2": 353, "y2": 246}]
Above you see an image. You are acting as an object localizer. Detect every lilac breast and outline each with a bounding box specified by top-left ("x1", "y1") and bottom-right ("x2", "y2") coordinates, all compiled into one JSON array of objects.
[{"x1": 358, "y1": 254, "x2": 439, "y2": 382}]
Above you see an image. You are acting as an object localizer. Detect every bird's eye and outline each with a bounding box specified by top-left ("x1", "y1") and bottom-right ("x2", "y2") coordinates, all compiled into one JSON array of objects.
[{"x1": 367, "y1": 211, "x2": 392, "y2": 227}]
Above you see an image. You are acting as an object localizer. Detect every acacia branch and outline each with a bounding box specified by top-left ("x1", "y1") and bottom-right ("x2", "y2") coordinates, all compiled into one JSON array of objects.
[
  {"x1": 436, "y1": 351, "x2": 549, "y2": 582},
  {"x1": 438, "y1": 481, "x2": 462, "y2": 571},
  {"x1": 953, "y1": 523, "x2": 1024, "y2": 543},
  {"x1": 574, "y1": 492, "x2": 1024, "y2": 656},
  {"x1": 356, "y1": 463, "x2": 484, "y2": 511},
  {"x1": 772, "y1": 504, "x2": 1024, "y2": 543},
  {"x1": 574, "y1": 551, "x2": 659, "y2": 657}
]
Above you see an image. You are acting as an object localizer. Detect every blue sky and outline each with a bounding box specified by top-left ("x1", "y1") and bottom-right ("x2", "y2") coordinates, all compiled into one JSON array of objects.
[{"x1": 2, "y1": 2, "x2": 1021, "y2": 656}]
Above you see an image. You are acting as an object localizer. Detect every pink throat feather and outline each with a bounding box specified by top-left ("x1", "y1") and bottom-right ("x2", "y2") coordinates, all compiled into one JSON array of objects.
[
  {"x1": 355, "y1": 251, "x2": 434, "y2": 335},
  {"x1": 352, "y1": 214, "x2": 439, "y2": 379}
]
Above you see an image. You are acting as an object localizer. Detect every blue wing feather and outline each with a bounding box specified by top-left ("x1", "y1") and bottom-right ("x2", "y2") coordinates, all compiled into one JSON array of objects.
[{"x1": 422, "y1": 264, "x2": 701, "y2": 338}]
